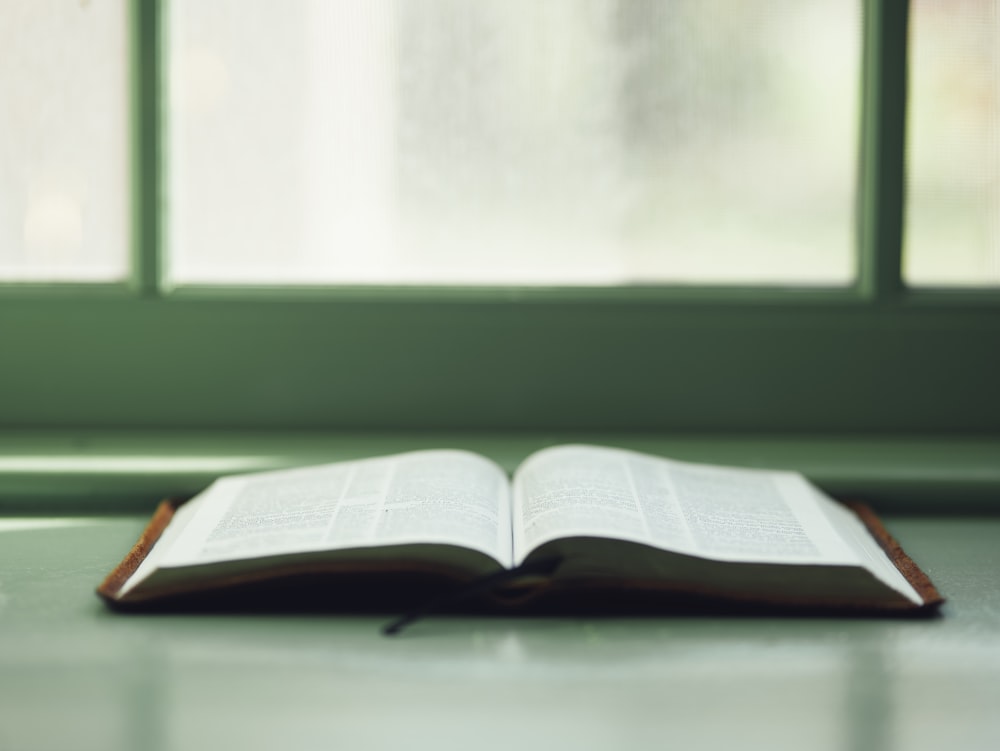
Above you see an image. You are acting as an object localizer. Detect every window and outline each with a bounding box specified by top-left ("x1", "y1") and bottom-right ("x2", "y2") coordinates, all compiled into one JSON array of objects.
[
  {"x1": 905, "y1": 0, "x2": 1000, "y2": 286},
  {"x1": 167, "y1": 0, "x2": 859, "y2": 286},
  {"x1": 0, "y1": 0, "x2": 128, "y2": 281},
  {"x1": 0, "y1": 0, "x2": 997, "y2": 436}
]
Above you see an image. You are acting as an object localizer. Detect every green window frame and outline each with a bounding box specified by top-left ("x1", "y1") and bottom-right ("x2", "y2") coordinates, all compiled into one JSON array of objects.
[{"x1": 0, "y1": 0, "x2": 998, "y2": 435}]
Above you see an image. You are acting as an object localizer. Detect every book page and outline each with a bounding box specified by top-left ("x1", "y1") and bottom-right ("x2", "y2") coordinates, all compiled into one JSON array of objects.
[
  {"x1": 515, "y1": 445, "x2": 818, "y2": 562},
  {"x1": 151, "y1": 450, "x2": 513, "y2": 570},
  {"x1": 511, "y1": 445, "x2": 921, "y2": 603}
]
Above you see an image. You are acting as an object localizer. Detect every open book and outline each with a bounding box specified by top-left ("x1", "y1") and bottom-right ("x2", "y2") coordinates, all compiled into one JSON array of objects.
[{"x1": 99, "y1": 445, "x2": 942, "y2": 619}]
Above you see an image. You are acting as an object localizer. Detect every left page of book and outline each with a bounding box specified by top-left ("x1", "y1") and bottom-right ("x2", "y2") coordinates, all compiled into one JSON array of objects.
[{"x1": 121, "y1": 450, "x2": 513, "y2": 595}]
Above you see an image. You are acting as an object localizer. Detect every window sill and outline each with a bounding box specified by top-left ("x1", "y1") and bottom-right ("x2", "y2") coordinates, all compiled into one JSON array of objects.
[{"x1": 1, "y1": 429, "x2": 997, "y2": 514}]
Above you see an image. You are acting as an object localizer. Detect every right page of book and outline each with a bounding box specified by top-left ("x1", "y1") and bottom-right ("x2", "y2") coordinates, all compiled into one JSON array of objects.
[{"x1": 511, "y1": 445, "x2": 921, "y2": 603}]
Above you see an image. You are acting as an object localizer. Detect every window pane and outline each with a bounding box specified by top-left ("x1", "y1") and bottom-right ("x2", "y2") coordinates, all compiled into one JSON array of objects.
[
  {"x1": 905, "y1": 0, "x2": 1000, "y2": 287},
  {"x1": 168, "y1": 0, "x2": 858, "y2": 287},
  {"x1": 0, "y1": 0, "x2": 129, "y2": 282}
]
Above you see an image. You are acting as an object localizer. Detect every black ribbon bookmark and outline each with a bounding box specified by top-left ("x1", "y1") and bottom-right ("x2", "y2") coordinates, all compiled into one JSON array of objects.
[{"x1": 381, "y1": 556, "x2": 563, "y2": 636}]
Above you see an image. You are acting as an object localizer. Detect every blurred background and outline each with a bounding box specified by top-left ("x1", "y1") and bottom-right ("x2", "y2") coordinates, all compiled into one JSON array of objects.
[{"x1": 0, "y1": 0, "x2": 997, "y2": 287}]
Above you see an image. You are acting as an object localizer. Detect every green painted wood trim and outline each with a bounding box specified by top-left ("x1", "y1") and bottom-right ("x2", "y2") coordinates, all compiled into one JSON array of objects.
[
  {"x1": 129, "y1": 0, "x2": 162, "y2": 296},
  {"x1": 858, "y1": 0, "x2": 909, "y2": 302},
  {"x1": 1, "y1": 296, "x2": 998, "y2": 432},
  {"x1": 0, "y1": 430, "x2": 997, "y2": 514}
]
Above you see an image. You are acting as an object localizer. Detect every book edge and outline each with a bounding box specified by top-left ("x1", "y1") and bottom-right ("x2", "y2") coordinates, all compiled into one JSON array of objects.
[
  {"x1": 96, "y1": 498, "x2": 182, "y2": 603},
  {"x1": 845, "y1": 501, "x2": 945, "y2": 610}
]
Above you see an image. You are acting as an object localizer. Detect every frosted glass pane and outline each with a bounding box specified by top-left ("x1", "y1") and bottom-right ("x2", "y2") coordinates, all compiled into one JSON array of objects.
[
  {"x1": 905, "y1": 0, "x2": 1000, "y2": 287},
  {"x1": 168, "y1": 0, "x2": 858, "y2": 286},
  {"x1": 0, "y1": 0, "x2": 128, "y2": 282}
]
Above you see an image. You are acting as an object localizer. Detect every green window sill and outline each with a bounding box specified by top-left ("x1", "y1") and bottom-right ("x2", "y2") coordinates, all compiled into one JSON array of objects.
[{"x1": 1, "y1": 430, "x2": 997, "y2": 514}]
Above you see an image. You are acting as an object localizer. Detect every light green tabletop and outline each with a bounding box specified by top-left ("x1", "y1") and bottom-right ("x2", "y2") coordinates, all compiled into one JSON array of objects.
[{"x1": 1, "y1": 513, "x2": 997, "y2": 751}]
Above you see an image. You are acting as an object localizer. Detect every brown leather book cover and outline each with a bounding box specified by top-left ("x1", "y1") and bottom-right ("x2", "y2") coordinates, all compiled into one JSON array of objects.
[
  {"x1": 98, "y1": 498, "x2": 944, "y2": 615},
  {"x1": 98, "y1": 498, "x2": 181, "y2": 603},
  {"x1": 845, "y1": 501, "x2": 944, "y2": 610}
]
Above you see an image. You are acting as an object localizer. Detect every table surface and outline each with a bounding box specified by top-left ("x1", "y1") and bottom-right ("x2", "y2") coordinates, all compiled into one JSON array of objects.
[{"x1": 1, "y1": 514, "x2": 998, "y2": 751}]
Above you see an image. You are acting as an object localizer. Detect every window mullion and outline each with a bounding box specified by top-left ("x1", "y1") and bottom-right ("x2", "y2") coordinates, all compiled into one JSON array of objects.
[
  {"x1": 858, "y1": 0, "x2": 909, "y2": 302},
  {"x1": 129, "y1": 0, "x2": 163, "y2": 297}
]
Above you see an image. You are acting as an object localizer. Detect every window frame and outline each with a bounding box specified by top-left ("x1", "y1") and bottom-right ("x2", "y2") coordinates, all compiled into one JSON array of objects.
[{"x1": 0, "y1": 0, "x2": 998, "y2": 434}]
